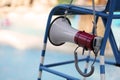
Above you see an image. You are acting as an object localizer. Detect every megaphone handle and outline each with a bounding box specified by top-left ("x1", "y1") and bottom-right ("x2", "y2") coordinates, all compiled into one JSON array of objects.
[{"x1": 74, "y1": 49, "x2": 94, "y2": 77}]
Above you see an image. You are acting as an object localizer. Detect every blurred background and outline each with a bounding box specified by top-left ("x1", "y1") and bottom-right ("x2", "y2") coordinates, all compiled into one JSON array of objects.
[{"x1": 0, "y1": 0, "x2": 120, "y2": 80}]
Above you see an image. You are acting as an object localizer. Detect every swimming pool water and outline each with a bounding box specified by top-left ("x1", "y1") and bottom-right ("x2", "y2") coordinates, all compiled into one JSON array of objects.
[{"x1": 0, "y1": 45, "x2": 120, "y2": 80}]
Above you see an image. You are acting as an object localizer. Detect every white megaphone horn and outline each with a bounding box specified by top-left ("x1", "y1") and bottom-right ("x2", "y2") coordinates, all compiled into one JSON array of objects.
[{"x1": 48, "y1": 16, "x2": 77, "y2": 46}]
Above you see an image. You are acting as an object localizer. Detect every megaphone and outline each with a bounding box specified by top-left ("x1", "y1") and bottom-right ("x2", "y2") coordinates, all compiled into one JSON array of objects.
[
  {"x1": 48, "y1": 16, "x2": 103, "y2": 77},
  {"x1": 48, "y1": 16, "x2": 102, "y2": 51}
]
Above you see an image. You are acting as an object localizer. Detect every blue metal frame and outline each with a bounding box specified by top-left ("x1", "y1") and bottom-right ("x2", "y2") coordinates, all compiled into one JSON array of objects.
[{"x1": 38, "y1": 0, "x2": 120, "y2": 80}]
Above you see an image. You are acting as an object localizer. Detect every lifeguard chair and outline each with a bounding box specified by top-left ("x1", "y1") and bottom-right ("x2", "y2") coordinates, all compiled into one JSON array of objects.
[{"x1": 38, "y1": 0, "x2": 120, "y2": 80}]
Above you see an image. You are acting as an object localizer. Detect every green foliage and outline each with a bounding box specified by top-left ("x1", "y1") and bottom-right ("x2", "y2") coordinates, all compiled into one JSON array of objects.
[
  {"x1": 58, "y1": 0, "x2": 70, "y2": 4},
  {"x1": 58, "y1": 0, "x2": 76, "y2": 4}
]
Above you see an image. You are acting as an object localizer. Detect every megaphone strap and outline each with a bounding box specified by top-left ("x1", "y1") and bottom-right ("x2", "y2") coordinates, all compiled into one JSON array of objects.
[{"x1": 64, "y1": 0, "x2": 73, "y2": 17}]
